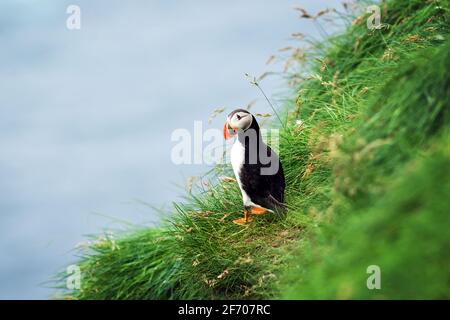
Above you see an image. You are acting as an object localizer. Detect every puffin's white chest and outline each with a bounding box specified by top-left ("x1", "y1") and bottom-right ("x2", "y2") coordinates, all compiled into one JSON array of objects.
[
  {"x1": 230, "y1": 139, "x2": 254, "y2": 207},
  {"x1": 230, "y1": 139, "x2": 245, "y2": 173}
]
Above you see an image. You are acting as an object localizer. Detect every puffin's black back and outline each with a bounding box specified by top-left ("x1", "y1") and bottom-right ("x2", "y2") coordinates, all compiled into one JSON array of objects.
[{"x1": 238, "y1": 116, "x2": 286, "y2": 212}]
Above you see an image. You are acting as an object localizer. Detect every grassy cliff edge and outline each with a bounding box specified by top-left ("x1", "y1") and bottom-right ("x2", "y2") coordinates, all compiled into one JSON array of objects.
[{"x1": 57, "y1": 0, "x2": 450, "y2": 299}]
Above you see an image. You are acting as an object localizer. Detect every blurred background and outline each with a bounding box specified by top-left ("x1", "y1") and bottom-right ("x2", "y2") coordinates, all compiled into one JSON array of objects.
[{"x1": 0, "y1": 0, "x2": 343, "y2": 299}]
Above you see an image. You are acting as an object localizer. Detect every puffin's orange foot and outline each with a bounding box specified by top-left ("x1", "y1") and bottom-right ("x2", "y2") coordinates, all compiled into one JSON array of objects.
[
  {"x1": 251, "y1": 207, "x2": 268, "y2": 215},
  {"x1": 233, "y1": 216, "x2": 253, "y2": 225}
]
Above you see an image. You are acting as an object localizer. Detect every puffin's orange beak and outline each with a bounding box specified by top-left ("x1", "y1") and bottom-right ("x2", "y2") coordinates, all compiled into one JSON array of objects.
[{"x1": 223, "y1": 121, "x2": 237, "y2": 140}]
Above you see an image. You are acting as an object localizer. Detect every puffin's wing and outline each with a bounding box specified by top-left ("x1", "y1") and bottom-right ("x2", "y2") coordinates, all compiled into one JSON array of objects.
[
  {"x1": 268, "y1": 159, "x2": 285, "y2": 203},
  {"x1": 251, "y1": 189, "x2": 286, "y2": 213},
  {"x1": 262, "y1": 194, "x2": 287, "y2": 214},
  {"x1": 264, "y1": 145, "x2": 285, "y2": 202}
]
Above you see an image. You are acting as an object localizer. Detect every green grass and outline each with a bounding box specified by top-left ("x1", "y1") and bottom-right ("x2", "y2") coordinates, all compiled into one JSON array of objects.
[
  {"x1": 55, "y1": 0, "x2": 450, "y2": 299},
  {"x1": 281, "y1": 133, "x2": 450, "y2": 299}
]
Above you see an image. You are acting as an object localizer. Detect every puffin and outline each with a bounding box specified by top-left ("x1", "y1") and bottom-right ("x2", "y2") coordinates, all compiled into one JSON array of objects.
[{"x1": 223, "y1": 109, "x2": 286, "y2": 225}]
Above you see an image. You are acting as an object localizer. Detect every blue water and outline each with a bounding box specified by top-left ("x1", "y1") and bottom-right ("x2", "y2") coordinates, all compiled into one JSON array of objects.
[{"x1": 0, "y1": 0, "x2": 343, "y2": 299}]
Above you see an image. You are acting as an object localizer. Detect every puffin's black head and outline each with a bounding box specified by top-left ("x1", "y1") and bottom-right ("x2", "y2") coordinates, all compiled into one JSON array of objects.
[{"x1": 223, "y1": 109, "x2": 254, "y2": 140}]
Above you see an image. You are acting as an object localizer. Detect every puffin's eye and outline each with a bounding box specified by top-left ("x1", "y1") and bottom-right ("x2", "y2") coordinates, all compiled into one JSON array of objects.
[{"x1": 236, "y1": 114, "x2": 241, "y2": 120}]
